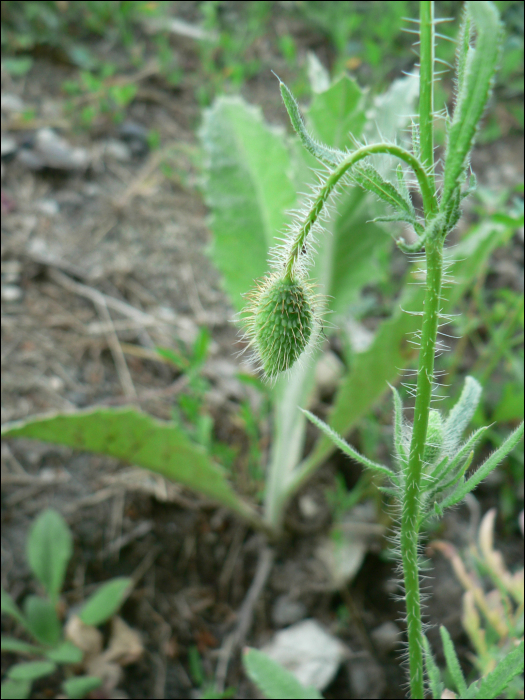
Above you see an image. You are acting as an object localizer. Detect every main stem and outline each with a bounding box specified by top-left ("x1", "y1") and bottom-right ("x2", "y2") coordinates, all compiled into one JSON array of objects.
[{"x1": 402, "y1": 3, "x2": 439, "y2": 698}]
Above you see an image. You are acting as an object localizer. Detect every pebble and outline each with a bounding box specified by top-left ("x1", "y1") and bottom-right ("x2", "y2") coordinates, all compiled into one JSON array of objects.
[
  {"x1": 17, "y1": 128, "x2": 90, "y2": 170},
  {"x1": 271, "y1": 595, "x2": 307, "y2": 627},
  {"x1": 370, "y1": 621, "x2": 401, "y2": 654},
  {"x1": 1, "y1": 284, "x2": 23, "y2": 302}
]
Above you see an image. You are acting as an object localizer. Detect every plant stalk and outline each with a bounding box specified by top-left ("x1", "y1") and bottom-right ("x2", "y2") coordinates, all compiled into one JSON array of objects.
[{"x1": 401, "y1": 3, "x2": 439, "y2": 697}]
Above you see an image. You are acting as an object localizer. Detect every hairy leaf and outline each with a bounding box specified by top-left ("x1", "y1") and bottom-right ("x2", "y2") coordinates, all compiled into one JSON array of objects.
[
  {"x1": 1, "y1": 408, "x2": 260, "y2": 527},
  {"x1": 243, "y1": 648, "x2": 323, "y2": 699}
]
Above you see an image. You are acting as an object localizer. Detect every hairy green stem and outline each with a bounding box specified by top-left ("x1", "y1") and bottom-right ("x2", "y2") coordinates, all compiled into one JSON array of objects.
[
  {"x1": 284, "y1": 143, "x2": 434, "y2": 279},
  {"x1": 419, "y1": 1, "x2": 436, "y2": 194},
  {"x1": 401, "y1": 4, "x2": 439, "y2": 697}
]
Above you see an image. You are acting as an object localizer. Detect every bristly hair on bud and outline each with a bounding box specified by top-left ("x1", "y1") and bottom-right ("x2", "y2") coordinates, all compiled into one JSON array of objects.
[{"x1": 238, "y1": 270, "x2": 324, "y2": 382}]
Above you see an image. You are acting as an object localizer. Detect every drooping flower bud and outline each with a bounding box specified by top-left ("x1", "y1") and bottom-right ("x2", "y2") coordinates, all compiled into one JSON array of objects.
[{"x1": 240, "y1": 272, "x2": 319, "y2": 380}]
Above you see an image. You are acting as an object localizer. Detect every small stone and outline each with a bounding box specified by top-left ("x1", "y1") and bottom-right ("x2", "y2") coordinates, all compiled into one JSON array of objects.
[
  {"x1": 1, "y1": 135, "x2": 17, "y2": 157},
  {"x1": 35, "y1": 199, "x2": 60, "y2": 216},
  {"x1": 104, "y1": 139, "x2": 132, "y2": 162},
  {"x1": 261, "y1": 619, "x2": 345, "y2": 691},
  {"x1": 1, "y1": 284, "x2": 23, "y2": 301},
  {"x1": 18, "y1": 128, "x2": 90, "y2": 170},
  {"x1": 370, "y1": 621, "x2": 401, "y2": 654},
  {"x1": 1, "y1": 260, "x2": 22, "y2": 283},
  {"x1": 1, "y1": 94, "x2": 24, "y2": 113},
  {"x1": 298, "y1": 494, "x2": 320, "y2": 519},
  {"x1": 271, "y1": 595, "x2": 307, "y2": 627}
]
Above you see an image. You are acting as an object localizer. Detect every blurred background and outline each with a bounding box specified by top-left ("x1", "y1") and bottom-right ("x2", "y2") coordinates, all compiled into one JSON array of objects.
[{"x1": 1, "y1": 2, "x2": 523, "y2": 698}]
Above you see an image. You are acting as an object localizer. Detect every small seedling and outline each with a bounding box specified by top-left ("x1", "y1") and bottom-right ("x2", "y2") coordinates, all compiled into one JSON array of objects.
[{"x1": 1, "y1": 509, "x2": 133, "y2": 700}]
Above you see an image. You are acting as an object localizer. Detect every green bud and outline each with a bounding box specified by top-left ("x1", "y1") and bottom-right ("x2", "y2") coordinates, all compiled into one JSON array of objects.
[{"x1": 241, "y1": 273, "x2": 318, "y2": 380}]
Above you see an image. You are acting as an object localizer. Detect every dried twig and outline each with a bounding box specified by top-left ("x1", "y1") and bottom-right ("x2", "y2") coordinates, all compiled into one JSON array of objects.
[{"x1": 215, "y1": 542, "x2": 274, "y2": 692}]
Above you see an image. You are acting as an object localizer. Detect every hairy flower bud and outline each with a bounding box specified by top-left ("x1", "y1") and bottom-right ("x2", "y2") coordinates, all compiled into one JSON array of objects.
[{"x1": 240, "y1": 272, "x2": 319, "y2": 380}]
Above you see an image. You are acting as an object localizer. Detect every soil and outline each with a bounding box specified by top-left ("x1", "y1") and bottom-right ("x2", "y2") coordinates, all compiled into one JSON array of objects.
[{"x1": 1, "y1": 3, "x2": 523, "y2": 699}]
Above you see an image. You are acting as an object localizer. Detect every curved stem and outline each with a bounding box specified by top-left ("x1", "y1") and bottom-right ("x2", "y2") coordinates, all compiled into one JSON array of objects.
[{"x1": 284, "y1": 143, "x2": 435, "y2": 278}]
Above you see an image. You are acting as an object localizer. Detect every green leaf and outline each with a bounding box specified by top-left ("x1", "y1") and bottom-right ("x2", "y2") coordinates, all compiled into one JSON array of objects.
[
  {"x1": 390, "y1": 384, "x2": 407, "y2": 465},
  {"x1": 442, "y1": 1, "x2": 502, "y2": 206},
  {"x1": 243, "y1": 648, "x2": 323, "y2": 699},
  {"x1": 307, "y1": 76, "x2": 365, "y2": 151},
  {"x1": 352, "y1": 164, "x2": 414, "y2": 217},
  {"x1": 27, "y1": 509, "x2": 72, "y2": 603},
  {"x1": 305, "y1": 78, "x2": 393, "y2": 316},
  {"x1": 301, "y1": 410, "x2": 394, "y2": 479},
  {"x1": 474, "y1": 639, "x2": 524, "y2": 700},
  {"x1": 443, "y1": 377, "x2": 482, "y2": 455},
  {"x1": 440, "y1": 626, "x2": 467, "y2": 697},
  {"x1": 78, "y1": 578, "x2": 131, "y2": 627},
  {"x1": 328, "y1": 182, "x2": 393, "y2": 315},
  {"x1": 7, "y1": 660, "x2": 56, "y2": 681},
  {"x1": 61, "y1": 675, "x2": 103, "y2": 699},
  {"x1": 439, "y1": 422, "x2": 524, "y2": 512},
  {"x1": 44, "y1": 641, "x2": 83, "y2": 664},
  {"x1": 1, "y1": 588, "x2": 27, "y2": 629},
  {"x1": 1, "y1": 408, "x2": 260, "y2": 527},
  {"x1": 23, "y1": 596, "x2": 61, "y2": 647},
  {"x1": 2, "y1": 57, "x2": 33, "y2": 76},
  {"x1": 423, "y1": 635, "x2": 444, "y2": 699},
  {"x1": 0, "y1": 678, "x2": 32, "y2": 700},
  {"x1": 0, "y1": 637, "x2": 44, "y2": 655},
  {"x1": 200, "y1": 95, "x2": 296, "y2": 310},
  {"x1": 303, "y1": 219, "x2": 517, "y2": 475},
  {"x1": 278, "y1": 80, "x2": 343, "y2": 167}
]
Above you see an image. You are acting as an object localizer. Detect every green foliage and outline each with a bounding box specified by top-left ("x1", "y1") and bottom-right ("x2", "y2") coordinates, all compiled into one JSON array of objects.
[
  {"x1": 243, "y1": 648, "x2": 323, "y2": 699},
  {"x1": 0, "y1": 409, "x2": 262, "y2": 530},
  {"x1": 304, "y1": 377, "x2": 523, "y2": 529},
  {"x1": 197, "y1": 1, "x2": 271, "y2": 101},
  {"x1": 424, "y1": 631, "x2": 524, "y2": 699},
  {"x1": 1, "y1": 508, "x2": 132, "y2": 699},
  {"x1": 187, "y1": 645, "x2": 236, "y2": 699},
  {"x1": 431, "y1": 508, "x2": 525, "y2": 698},
  {"x1": 62, "y1": 67, "x2": 138, "y2": 127}
]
